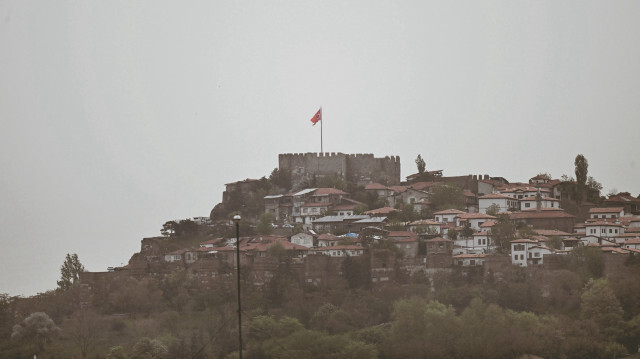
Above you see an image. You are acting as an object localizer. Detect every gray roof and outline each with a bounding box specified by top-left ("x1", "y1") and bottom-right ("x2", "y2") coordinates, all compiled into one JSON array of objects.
[
  {"x1": 264, "y1": 194, "x2": 284, "y2": 199},
  {"x1": 293, "y1": 188, "x2": 317, "y2": 196},
  {"x1": 353, "y1": 217, "x2": 388, "y2": 224},
  {"x1": 312, "y1": 216, "x2": 346, "y2": 223}
]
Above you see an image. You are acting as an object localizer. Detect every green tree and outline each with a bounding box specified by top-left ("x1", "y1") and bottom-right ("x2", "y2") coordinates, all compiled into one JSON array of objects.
[
  {"x1": 485, "y1": 203, "x2": 500, "y2": 216},
  {"x1": 11, "y1": 312, "x2": 61, "y2": 354},
  {"x1": 491, "y1": 213, "x2": 516, "y2": 254},
  {"x1": 257, "y1": 212, "x2": 275, "y2": 235},
  {"x1": 106, "y1": 346, "x2": 128, "y2": 359},
  {"x1": 131, "y1": 337, "x2": 168, "y2": 359},
  {"x1": 574, "y1": 154, "x2": 588, "y2": 203},
  {"x1": 269, "y1": 168, "x2": 292, "y2": 191},
  {"x1": 429, "y1": 184, "x2": 465, "y2": 211},
  {"x1": 57, "y1": 253, "x2": 85, "y2": 291},
  {"x1": 581, "y1": 279, "x2": 625, "y2": 340},
  {"x1": 460, "y1": 222, "x2": 474, "y2": 239},
  {"x1": 415, "y1": 154, "x2": 426, "y2": 174}
]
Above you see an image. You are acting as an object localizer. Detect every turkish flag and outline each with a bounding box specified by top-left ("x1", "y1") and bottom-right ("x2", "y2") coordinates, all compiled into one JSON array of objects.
[{"x1": 310, "y1": 108, "x2": 321, "y2": 126}]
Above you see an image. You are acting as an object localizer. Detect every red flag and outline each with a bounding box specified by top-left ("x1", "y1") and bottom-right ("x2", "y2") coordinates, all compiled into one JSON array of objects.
[{"x1": 310, "y1": 108, "x2": 322, "y2": 126}]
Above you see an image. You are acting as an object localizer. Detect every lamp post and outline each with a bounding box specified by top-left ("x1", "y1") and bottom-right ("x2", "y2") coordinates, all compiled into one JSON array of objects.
[{"x1": 233, "y1": 214, "x2": 243, "y2": 359}]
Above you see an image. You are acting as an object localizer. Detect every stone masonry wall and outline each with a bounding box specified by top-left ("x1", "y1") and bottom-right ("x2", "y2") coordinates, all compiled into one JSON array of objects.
[{"x1": 279, "y1": 152, "x2": 400, "y2": 186}]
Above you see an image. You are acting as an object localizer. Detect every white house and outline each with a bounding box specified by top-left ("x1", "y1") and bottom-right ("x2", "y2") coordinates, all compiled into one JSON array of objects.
[
  {"x1": 434, "y1": 209, "x2": 466, "y2": 224},
  {"x1": 624, "y1": 238, "x2": 640, "y2": 250},
  {"x1": 510, "y1": 239, "x2": 539, "y2": 267},
  {"x1": 453, "y1": 253, "x2": 485, "y2": 266},
  {"x1": 519, "y1": 196, "x2": 560, "y2": 210},
  {"x1": 584, "y1": 221, "x2": 624, "y2": 240},
  {"x1": 317, "y1": 233, "x2": 340, "y2": 247},
  {"x1": 478, "y1": 194, "x2": 519, "y2": 214},
  {"x1": 589, "y1": 207, "x2": 625, "y2": 220},
  {"x1": 456, "y1": 213, "x2": 497, "y2": 231},
  {"x1": 313, "y1": 245, "x2": 364, "y2": 257},
  {"x1": 527, "y1": 245, "x2": 554, "y2": 265},
  {"x1": 408, "y1": 219, "x2": 442, "y2": 234},
  {"x1": 291, "y1": 232, "x2": 314, "y2": 248}
]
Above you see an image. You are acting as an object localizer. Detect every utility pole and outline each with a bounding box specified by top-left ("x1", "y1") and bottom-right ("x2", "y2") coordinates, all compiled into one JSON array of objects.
[{"x1": 233, "y1": 214, "x2": 243, "y2": 359}]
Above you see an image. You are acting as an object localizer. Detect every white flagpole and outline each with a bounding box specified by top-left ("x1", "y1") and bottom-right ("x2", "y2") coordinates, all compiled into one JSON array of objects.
[{"x1": 320, "y1": 107, "x2": 323, "y2": 153}]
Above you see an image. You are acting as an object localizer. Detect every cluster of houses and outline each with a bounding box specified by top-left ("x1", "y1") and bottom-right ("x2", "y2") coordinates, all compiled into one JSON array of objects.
[{"x1": 159, "y1": 173, "x2": 640, "y2": 272}]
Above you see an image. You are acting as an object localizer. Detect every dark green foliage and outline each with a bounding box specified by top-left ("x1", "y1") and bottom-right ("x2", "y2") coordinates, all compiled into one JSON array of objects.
[
  {"x1": 161, "y1": 219, "x2": 198, "y2": 237},
  {"x1": 57, "y1": 253, "x2": 85, "y2": 291},
  {"x1": 429, "y1": 184, "x2": 465, "y2": 210},
  {"x1": 574, "y1": 154, "x2": 588, "y2": 203},
  {"x1": 491, "y1": 214, "x2": 516, "y2": 254},
  {"x1": 415, "y1": 154, "x2": 426, "y2": 174}
]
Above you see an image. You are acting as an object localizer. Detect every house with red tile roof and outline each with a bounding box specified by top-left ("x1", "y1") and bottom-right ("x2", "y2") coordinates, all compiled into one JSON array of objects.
[
  {"x1": 519, "y1": 196, "x2": 560, "y2": 211},
  {"x1": 453, "y1": 253, "x2": 485, "y2": 266},
  {"x1": 456, "y1": 212, "x2": 496, "y2": 231},
  {"x1": 478, "y1": 193, "x2": 519, "y2": 213},
  {"x1": 433, "y1": 209, "x2": 465, "y2": 224},
  {"x1": 312, "y1": 245, "x2": 365, "y2": 257},
  {"x1": 510, "y1": 239, "x2": 540, "y2": 266},
  {"x1": 509, "y1": 210, "x2": 575, "y2": 233},
  {"x1": 588, "y1": 207, "x2": 625, "y2": 220},
  {"x1": 408, "y1": 219, "x2": 443, "y2": 234}
]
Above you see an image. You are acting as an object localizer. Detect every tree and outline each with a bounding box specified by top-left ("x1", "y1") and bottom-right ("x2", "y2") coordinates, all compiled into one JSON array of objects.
[
  {"x1": 587, "y1": 176, "x2": 602, "y2": 191},
  {"x1": 11, "y1": 312, "x2": 61, "y2": 354},
  {"x1": 415, "y1": 154, "x2": 426, "y2": 174},
  {"x1": 269, "y1": 168, "x2": 292, "y2": 191},
  {"x1": 131, "y1": 337, "x2": 168, "y2": 359},
  {"x1": 67, "y1": 309, "x2": 103, "y2": 359},
  {"x1": 257, "y1": 212, "x2": 275, "y2": 235},
  {"x1": 429, "y1": 184, "x2": 465, "y2": 211},
  {"x1": 485, "y1": 203, "x2": 500, "y2": 216},
  {"x1": 575, "y1": 154, "x2": 588, "y2": 203},
  {"x1": 57, "y1": 253, "x2": 85, "y2": 291},
  {"x1": 460, "y1": 222, "x2": 474, "y2": 239},
  {"x1": 581, "y1": 278, "x2": 624, "y2": 340},
  {"x1": 491, "y1": 213, "x2": 516, "y2": 254},
  {"x1": 447, "y1": 228, "x2": 459, "y2": 241},
  {"x1": 536, "y1": 172, "x2": 552, "y2": 180}
]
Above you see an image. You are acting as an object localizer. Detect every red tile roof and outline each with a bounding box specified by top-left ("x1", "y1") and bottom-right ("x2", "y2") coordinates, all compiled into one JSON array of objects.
[
  {"x1": 434, "y1": 209, "x2": 466, "y2": 215},
  {"x1": 589, "y1": 207, "x2": 624, "y2": 214},
  {"x1": 479, "y1": 193, "x2": 514, "y2": 200},
  {"x1": 410, "y1": 181, "x2": 440, "y2": 190},
  {"x1": 364, "y1": 183, "x2": 388, "y2": 190},
  {"x1": 365, "y1": 207, "x2": 399, "y2": 215},
  {"x1": 534, "y1": 229, "x2": 572, "y2": 236},
  {"x1": 510, "y1": 211, "x2": 575, "y2": 219},
  {"x1": 457, "y1": 213, "x2": 497, "y2": 219},
  {"x1": 313, "y1": 188, "x2": 348, "y2": 196},
  {"x1": 480, "y1": 220, "x2": 497, "y2": 228}
]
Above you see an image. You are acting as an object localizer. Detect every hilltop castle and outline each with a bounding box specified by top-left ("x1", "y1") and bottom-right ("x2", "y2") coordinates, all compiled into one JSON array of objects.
[{"x1": 278, "y1": 152, "x2": 401, "y2": 187}]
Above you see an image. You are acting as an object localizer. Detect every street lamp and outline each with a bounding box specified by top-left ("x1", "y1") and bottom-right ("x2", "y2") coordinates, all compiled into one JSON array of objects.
[{"x1": 233, "y1": 214, "x2": 243, "y2": 359}]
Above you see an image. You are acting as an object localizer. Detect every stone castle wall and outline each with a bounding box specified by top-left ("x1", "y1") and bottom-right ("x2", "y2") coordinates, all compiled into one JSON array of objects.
[{"x1": 278, "y1": 152, "x2": 401, "y2": 186}]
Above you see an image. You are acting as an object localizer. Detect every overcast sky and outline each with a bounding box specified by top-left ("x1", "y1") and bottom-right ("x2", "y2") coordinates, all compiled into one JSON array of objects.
[{"x1": 1, "y1": 1, "x2": 639, "y2": 296}]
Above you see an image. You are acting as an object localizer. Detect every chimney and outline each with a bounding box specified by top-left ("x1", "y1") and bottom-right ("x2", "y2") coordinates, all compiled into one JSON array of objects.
[{"x1": 536, "y1": 189, "x2": 542, "y2": 213}]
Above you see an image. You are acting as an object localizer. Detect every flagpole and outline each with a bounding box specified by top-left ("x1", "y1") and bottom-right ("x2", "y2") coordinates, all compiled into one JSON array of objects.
[{"x1": 320, "y1": 107, "x2": 323, "y2": 153}]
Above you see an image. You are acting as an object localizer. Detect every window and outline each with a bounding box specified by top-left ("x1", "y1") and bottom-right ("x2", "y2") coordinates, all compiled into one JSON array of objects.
[
  {"x1": 520, "y1": 254, "x2": 524, "y2": 260},
  {"x1": 470, "y1": 260, "x2": 475, "y2": 265},
  {"x1": 482, "y1": 238, "x2": 486, "y2": 245},
  {"x1": 478, "y1": 239, "x2": 481, "y2": 245},
  {"x1": 525, "y1": 203, "x2": 531, "y2": 208},
  {"x1": 535, "y1": 252, "x2": 540, "y2": 257},
  {"x1": 514, "y1": 255, "x2": 518, "y2": 261},
  {"x1": 551, "y1": 202, "x2": 554, "y2": 207}
]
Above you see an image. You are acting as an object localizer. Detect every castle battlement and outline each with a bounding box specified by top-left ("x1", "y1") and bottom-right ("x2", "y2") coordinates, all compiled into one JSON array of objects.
[{"x1": 279, "y1": 152, "x2": 401, "y2": 186}]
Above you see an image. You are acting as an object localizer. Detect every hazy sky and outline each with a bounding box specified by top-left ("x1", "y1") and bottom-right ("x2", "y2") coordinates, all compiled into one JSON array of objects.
[{"x1": 1, "y1": 1, "x2": 639, "y2": 296}]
